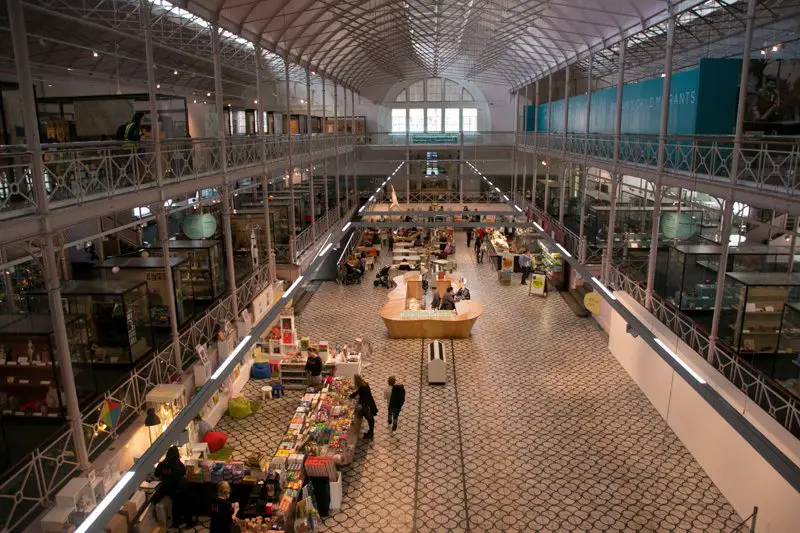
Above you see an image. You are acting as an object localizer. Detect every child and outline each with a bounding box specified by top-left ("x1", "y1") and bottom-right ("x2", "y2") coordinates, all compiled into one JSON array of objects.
[{"x1": 384, "y1": 376, "x2": 406, "y2": 433}]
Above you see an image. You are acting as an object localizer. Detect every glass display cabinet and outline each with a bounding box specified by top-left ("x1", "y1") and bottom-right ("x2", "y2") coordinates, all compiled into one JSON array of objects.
[
  {"x1": 538, "y1": 241, "x2": 568, "y2": 292},
  {"x1": 0, "y1": 313, "x2": 90, "y2": 419},
  {"x1": 28, "y1": 280, "x2": 154, "y2": 366},
  {"x1": 720, "y1": 273, "x2": 800, "y2": 375},
  {"x1": 97, "y1": 257, "x2": 188, "y2": 327},
  {"x1": 777, "y1": 303, "x2": 800, "y2": 386},
  {"x1": 147, "y1": 240, "x2": 225, "y2": 315},
  {"x1": 660, "y1": 244, "x2": 796, "y2": 311}
]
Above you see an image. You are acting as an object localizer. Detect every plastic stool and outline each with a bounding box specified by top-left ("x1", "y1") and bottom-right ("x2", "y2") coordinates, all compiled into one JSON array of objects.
[
  {"x1": 261, "y1": 386, "x2": 273, "y2": 400},
  {"x1": 272, "y1": 383, "x2": 285, "y2": 398}
]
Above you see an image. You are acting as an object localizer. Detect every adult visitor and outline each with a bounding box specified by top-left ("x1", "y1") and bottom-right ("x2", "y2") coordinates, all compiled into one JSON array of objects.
[
  {"x1": 466, "y1": 227, "x2": 473, "y2": 248},
  {"x1": 350, "y1": 375, "x2": 378, "y2": 440},
  {"x1": 210, "y1": 481, "x2": 239, "y2": 533},
  {"x1": 116, "y1": 111, "x2": 144, "y2": 142},
  {"x1": 154, "y1": 446, "x2": 193, "y2": 528},
  {"x1": 305, "y1": 347, "x2": 323, "y2": 388},
  {"x1": 384, "y1": 376, "x2": 406, "y2": 433},
  {"x1": 519, "y1": 249, "x2": 532, "y2": 285},
  {"x1": 441, "y1": 286, "x2": 457, "y2": 310}
]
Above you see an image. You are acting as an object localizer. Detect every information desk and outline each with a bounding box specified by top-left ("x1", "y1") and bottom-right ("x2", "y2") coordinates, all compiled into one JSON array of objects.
[{"x1": 380, "y1": 273, "x2": 481, "y2": 338}]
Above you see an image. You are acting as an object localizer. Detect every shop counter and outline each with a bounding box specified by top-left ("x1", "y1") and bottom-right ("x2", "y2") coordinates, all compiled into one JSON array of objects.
[{"x1": 379, "y1": 299, "x2": 482, "y2": 338}]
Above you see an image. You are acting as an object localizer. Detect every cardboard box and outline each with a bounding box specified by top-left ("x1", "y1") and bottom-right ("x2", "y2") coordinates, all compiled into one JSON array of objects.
[
  {"x1": 120, "y1": 501, "x2": 137, "y2": 523},
  {"x1": 151, "y1": 521, "x2": 168, "y2": 533},
  {"x1": 104, "y1": 513, "x2": 127, "y2": 533}
]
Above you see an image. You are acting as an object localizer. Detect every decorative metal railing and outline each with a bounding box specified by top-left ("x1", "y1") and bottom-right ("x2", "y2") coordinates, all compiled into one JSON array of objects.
[
  {"x1": 0, "y1": 260, "x2": 275, "y2": 533},
  {"x1": 519, "y1": 132, "x2": 800, "y2": 199},
  {"x1": 365, "y1": 131, "x2": 516, "y2": 147},
  {"x1": 0, "y1": 134, "x2": 355, "y2": 221},
  {"x1": 606, "y1": 264, "x2": 800, "y2": 439}
]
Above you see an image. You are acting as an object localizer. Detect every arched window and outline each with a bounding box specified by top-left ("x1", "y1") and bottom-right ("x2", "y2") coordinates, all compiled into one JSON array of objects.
[{"x1": 392, "y1": 78, "x2": 477, "y2": 133}]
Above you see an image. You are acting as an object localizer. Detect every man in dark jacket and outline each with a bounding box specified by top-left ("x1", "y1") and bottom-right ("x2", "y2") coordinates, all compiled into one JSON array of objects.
[
  {"x1": 305, "y1": 348, "x2": 323, "y2": 388},
  {"x1": 384, "y1": 376, "x2": 406, "y2": 433}
]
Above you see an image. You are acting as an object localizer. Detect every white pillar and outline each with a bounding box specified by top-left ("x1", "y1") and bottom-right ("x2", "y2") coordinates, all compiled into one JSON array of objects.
[
  {"x1": 9, "y1": 0, "x2": 89, "y2": 470},
  {"x1": 285, "y1": 59, "x2": 297, "y2": 260},
  {"x1": 306, "y1": 69, "x2": 315, "y2": 240},
  {"x1": 645, "y1": 8, "x2": 675, "y2": 311},
  {"x1": 334, "y1": 84, "x2": 340, "y2": 215},
  {"x1": 708, "y1": 0, "x2": 758, "y2": 358}
]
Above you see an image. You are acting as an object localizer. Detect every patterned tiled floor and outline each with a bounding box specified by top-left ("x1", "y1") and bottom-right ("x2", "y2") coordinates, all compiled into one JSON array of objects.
[{"x1": 179, "y1": 231, "x2": 741, "y2": 532}]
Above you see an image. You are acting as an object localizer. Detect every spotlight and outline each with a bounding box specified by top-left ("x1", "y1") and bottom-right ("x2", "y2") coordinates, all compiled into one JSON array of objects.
[
  {"x1": 156, "y1": 84, "x2": 160, "y2": 89},
  {"x1": 92, "y1": 51, "x2": 98, "y2": 58},
  {"x1": 541, "y1": 160, "x2": 547, "y2": 166},
  {"x1": 772, "y1": 44, "x2": 780, "y2": 52},
  {"x1": 207, "y1": 92, "x2": 211, "y2": 96},
  {"x1": 173, "y1": 69, "x2": 178, "y2": 75},
  {"x1": 760, "y1": 49, "x2": 766, "y2": 55},
  {"x1": 111, "y1": 265, "x2": 120, "y2": 274}
]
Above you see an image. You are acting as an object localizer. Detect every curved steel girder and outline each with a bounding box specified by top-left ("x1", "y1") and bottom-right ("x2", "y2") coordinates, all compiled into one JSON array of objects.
[
  {"x1": 331, "y1": 46, "x2": 393, "y2": 88},
  {"x1": 274, "y1": 0, "x2": 320, "y2": 47},
  {"x1": 467, "y1": 31, "x2": 554, "y2": 82},
  {"x1": 322, "y1": 38, "x2": 400, "y2": 86}
]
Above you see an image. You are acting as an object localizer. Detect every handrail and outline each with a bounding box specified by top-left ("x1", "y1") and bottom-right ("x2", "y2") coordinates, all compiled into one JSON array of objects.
[
  {"x1": 728, "y1": 507, "x2": 758, "y2": 533},
  {"x1": 0, "y1": 261, "x2": 276, "y2": 533}
]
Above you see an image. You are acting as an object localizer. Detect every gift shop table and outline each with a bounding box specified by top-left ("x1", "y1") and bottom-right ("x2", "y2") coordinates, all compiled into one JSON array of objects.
[{"x1": 379, "y1": 273, "x2": 482, "y2": 338}]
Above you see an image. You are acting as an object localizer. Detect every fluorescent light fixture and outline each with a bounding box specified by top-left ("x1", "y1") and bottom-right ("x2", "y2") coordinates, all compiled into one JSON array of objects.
[
  {"x1": 503, "y1": 195, "x2": 509, "y2": 201},
  {"x1": 375, "y1": 188, "x2": 381, "y2": 193},
  {"x1": 555, "y1": 243, "x2": 572, "y2": 257},
  {"x1": 514, "y1": 205, "x2": 523, "y2": 212},
  {"x1": 359, "y1": 206, "x2": 366, "y2": 213},
  {"x1": 211, "y1": 335, "x2": 252, "y2": 379},
  {"x1": 654, "y1": 338, "x2": 706, "y2": 384},
  {"x1": 317, "y1": 242, "x2": 333, "y2": 257},
  {"x1": 533, "y1": 222, "x2": 544, "y2": 232},
  {"x1": 282, "y1": 276, "x2": 305, "y2": 299},
  {"x1": 387, "y1": 177, "x2": 391, "y2": 181},
  {"x1": 494, "y1": 187, "x2": 501, "y2": 193},
  {"x1": 487, "y1": 181, "x2": 493, "y2": 186},
  {"x1": 76, "y1": 471, "x2": 137, "y2": 533},
  {"x1": 591, "y1": 277, "x2": 617, "y2": 300},
  {"x1": 342, "y1": 222, "x2": 352, "y2": 231},
  {"x1": 369, "y1": 196, "x2": 375, "y2": 202}
]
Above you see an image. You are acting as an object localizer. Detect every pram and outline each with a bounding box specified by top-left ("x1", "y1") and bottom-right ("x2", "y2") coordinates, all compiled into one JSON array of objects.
[
  {"x1": 374, "y1": 266, "x2": 391, "y2": 288},
  {"x1": 341, "y1": 263, "x2": 363, "y2": 285}
]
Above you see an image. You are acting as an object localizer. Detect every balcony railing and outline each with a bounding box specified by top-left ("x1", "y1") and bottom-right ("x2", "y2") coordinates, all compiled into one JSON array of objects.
[
  {"x1": 606, "y1": 264, "x2": 800, "y2": 440},
  {"x1": 518, "y1": 132, "x2": 800, "y2": 199},
  {"x1": 365, "y1": 131, "x2": 516, "y2": 146},
  {"x1": 0, "y1": 134, "x2": 355, "y2": 221}
]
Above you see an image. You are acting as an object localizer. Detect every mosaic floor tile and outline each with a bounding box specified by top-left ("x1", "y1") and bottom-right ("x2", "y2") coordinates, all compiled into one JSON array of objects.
[{"x1": 178, "y1": 231, "x2": 740, "y2": 532}]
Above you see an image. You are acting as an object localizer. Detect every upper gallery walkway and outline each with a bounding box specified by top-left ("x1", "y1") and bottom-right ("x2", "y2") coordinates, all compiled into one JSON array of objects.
[
  {"x1": 0, "y1": 133, "x2": 355, "y2": 245},
  {"x1": 366, "y1": 131, "x2": 800, "y2": 213}
]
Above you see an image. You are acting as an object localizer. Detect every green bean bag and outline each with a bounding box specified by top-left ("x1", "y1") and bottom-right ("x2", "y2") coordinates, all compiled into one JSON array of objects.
[{"x1": 228, "y1": 397, "x2": 253, "y2": 419}]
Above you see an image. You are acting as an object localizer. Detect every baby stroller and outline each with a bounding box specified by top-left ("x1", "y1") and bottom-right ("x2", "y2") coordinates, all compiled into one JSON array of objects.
[
  {"x1": 374, "y1": 266, "x2": 391, "y2": 288},
  {"x1": 341, "y1": 263, "x2": 363, "y2": 285},
  {"x1": 455, "y1": 287, "x2": 471, "y2": 301}
]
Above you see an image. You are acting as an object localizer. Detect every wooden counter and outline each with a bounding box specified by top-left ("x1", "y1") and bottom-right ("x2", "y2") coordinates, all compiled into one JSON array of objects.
[
  {"x1": 380, "y1": 272, "x2": 481, "y2": 338},
  {"x1": 379, "y1": 300, "x2": 482, "y2": 338}
]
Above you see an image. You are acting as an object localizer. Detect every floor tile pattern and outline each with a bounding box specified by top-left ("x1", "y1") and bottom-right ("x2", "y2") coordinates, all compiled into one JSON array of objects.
[{"x1": 178, "y1": 231, "x2": 741, "y2": 532}]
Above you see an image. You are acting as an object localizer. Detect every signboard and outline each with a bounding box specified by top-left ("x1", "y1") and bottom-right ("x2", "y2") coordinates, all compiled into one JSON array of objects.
[
  {"x1": 501, "y1": 253, "x2": 514, "y2": 275},
  {"x1": 529, "y1": 274, "x2": 547, "y2": 296},
  {"x1": 661, "y1": 212, "x2": 698, "y2": 239},
  {"x1": 411, "y1": 133, "x2": 459, "y2": 144},
  {"x1": 583, "y1": 292, "x2": 602, "y2": 315}
]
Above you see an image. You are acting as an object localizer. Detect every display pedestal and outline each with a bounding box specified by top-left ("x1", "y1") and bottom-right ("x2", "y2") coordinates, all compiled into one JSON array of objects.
[{"x1": 329, "y1": 472, "x2": 343, "y2": 511}]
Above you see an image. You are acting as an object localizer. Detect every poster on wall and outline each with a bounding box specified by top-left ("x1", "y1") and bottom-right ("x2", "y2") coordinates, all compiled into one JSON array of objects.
[{"x1": 745, "y1": 59, "x2": 800, "y2": 136}]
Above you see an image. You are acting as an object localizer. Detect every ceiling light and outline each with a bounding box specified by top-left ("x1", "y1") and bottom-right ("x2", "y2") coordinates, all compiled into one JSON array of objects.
[
  {"x1": 541, "y1": 160, "x2": 547, "y2": 166},
  {"x1": 173, "y1": 69, "x2": 178, "y2": 75},
  {"x1": 92, "y1": 51, "x2": 98, "y2": 57},
  {"x1": 760, "y1": 49, "x2": 766, "y2": 55},
  {"x1": 156, "y1": 84, "x2": 160, "y2": 89},
  {"x1": 67, "y1": 67, "x2": 72, "y2": 71},
  {"x1": 193, "y1": 99, "x2": 197, "y2": 103},
  {"x1": 660, "y1": 73, "x2": 666, "y2": 78},
  {"x1": 300, "y1": 99, "x2": 305, "y2": 103},
  {"x1": 254, "y1": 100, "x2": 258, "y2": 104},
  {"x1": 772, "y1": 44, "x2": 780, "y2": 52},
  {"x1": 207, "y1": 92, "x2": 211, "y2": 96}
]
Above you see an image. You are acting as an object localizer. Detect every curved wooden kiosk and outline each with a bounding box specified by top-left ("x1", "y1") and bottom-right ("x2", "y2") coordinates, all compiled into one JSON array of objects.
[{"x1": 380, "y1": 273, "x2": 483, "y2": 338}]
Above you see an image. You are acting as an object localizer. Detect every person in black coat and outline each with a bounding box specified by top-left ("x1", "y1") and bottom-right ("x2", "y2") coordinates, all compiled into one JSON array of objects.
[
  {"x1": 155, "y1": 446, "x2": 193, "y2": 528},
  {"x1": 384, "y1": 376, "x2": 406, "y2": 433},
  {"x1": 304, "y1": 348, "x2": 323, "y2": 388},
  {"x1": 350, "y1": 374, "x2": 378, "y2": 439},
  {"x1": 210, "y1": 481, "x2": 239, "y2": 533}
]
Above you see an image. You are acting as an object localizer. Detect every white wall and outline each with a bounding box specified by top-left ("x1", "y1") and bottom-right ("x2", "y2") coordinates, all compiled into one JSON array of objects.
[{"x1": 603, "y1": 292, "x2": 800, "y2": 532}]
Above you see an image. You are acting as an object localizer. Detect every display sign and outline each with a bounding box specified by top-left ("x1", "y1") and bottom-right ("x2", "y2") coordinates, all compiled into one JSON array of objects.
[
  {"x1": 529, "y1": 274, "x2": 546, "y2": 296},
  {"x1": 661, "y1": 212, "x2": 698, "y2": 239},
  {"x1": 501, "y1": 253, "x2": 514, "y2": 275},
  {"x1": 583, "y1": 292, "x2": 602, "y2": 315},
  {"x1": 411, "y1": 133, "x2": 459, "y2": 144}
]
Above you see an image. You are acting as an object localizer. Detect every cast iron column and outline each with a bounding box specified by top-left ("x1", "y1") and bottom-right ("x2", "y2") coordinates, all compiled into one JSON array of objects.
[
  {"x1": 579, "y1": 56, "x2": 593, "y2": 263},
  {"x1": 645, "y1": 8, "x2": 675, "y2": 311},
  {"x1": 255, "y1": 46, "x2": 276, "y2": 280},
  {"x1": 334, "y1": 84, "x2": 340, "y2": 215},
  {"x1": 603, "y1": 39, "x2": 626, "y2": 282},
  {"x1": 284, "y1": 59, "x2": 297, "y2": 261},
  {"x1": 322, "y1": 77, "x2": 329, "y2": 215},
  {"x1": 9, "y1": 0, "x2": 90, "y2": 470},
  {"x1": 708, "y1": 0, "x2": 758, "y2": 359},
  {"x1": 306, "y1": 69, "x2": 316, "y2": 240}
]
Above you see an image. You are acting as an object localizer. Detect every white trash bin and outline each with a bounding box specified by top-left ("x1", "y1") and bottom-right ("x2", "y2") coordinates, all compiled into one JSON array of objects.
[{"x1": 427, "y1": 340, "x2": 446, "y2": 385}]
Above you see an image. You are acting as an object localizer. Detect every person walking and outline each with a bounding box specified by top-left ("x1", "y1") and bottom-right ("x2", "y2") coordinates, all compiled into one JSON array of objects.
[
  {"x1": 350, "y1": 375, "x2": 378, "y2": 439},
  {"x1": 388, "y1": 231, "x2": 394, "y2": 251},
  {"x1": 384, "y1": 376, "x2": 406, "y2": 433},
  {"x1": 466, "y1": 227, "x2": 473, "y2": 248},
  {"x1": 519, "y1": 249, "x2": 532, "y2": 285},
  {"x1": 305, "y1": 347, "x2": 323, "y2": 388},
  {"x1": 474, "y1": 230, "x2": 484, "y2": 264}
]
